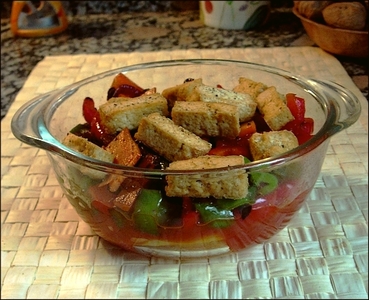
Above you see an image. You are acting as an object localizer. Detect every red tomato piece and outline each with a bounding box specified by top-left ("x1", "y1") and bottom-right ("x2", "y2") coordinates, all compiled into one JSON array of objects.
[
  {"x1": 89, "y1": 184, "x2": 117, "y2": 215},
  {"x1": 182, "y1": 211, "x2": 200, "y2": 228},
  {"x1": 182, "y1": 197, "x2": 194, "y2": 214}
]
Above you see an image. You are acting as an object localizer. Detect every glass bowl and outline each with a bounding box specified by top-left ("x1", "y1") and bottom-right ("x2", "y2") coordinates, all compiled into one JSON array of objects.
[{"x1": 11, "y1": 59, "x2": 361, "y2": 259}]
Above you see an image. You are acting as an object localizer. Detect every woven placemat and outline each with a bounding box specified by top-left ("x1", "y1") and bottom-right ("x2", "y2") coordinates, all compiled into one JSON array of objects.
[{"x1": 1, "y1": 47, "x2": 368, "y2": 299}]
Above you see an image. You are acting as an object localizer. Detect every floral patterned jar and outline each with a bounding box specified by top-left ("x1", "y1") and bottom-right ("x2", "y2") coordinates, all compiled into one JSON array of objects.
[{"x1": 200, "y1": 1, "x2": 271, "y2": 30}]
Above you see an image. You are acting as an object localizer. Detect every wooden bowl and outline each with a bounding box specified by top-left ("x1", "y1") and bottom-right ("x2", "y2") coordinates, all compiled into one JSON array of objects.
[{"x1": 293, "y1": 7, "x2": 368, "y2": 58}]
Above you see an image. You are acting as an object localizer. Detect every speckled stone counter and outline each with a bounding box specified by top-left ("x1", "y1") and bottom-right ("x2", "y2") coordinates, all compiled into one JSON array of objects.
[{"x1": 1, "y1": 8, "x2": 368, "y2": 119}]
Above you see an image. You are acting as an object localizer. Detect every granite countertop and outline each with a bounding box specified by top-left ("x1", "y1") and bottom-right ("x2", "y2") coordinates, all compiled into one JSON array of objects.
[{"x1": 1, "y1": 8, "x2": 368, "y2": 120}]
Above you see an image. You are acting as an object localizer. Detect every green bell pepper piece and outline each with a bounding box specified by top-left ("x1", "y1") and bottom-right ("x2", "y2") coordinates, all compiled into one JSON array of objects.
[
  {"x1": 132, "y1": 189, "x2": 164, "y2": 235},
  {"x1": 194, "y1": 186, "x2": 258, "y2": 228},
  {"x1": 250, "y1": 172, "x2": 278, "y2": 195}
]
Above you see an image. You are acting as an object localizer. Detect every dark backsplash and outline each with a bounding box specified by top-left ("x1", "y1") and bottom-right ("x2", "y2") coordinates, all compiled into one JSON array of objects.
[{"x1": 1, "y1": 1, "x2": 293, "y2": 18}]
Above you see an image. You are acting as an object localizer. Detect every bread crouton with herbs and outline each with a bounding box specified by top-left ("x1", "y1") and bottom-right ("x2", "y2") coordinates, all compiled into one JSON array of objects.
[
  {"x1": 255, "y1": 86, "x2": 294, "y2": 130},
  {"x1": 161, "y1": 78, "x2": 203, "y2": 109},
  {"x1": 171, "y1": 101, "x2": 240, "y2": 138},
  {"x1": 165, "y1": 155, "x2": 248, "y2": 199},
  {"x1": 249, "y1": 130, "x2": 299, "y2": 161},
  {"x1": 99, "y1": 93, "x2": 169, "y2": 134},
  {"x1": 134, "y1": 112, "x2": 212, "y2": 162},
  {"x1": 189, "y1": 84, "x2": 257, "y2": 122},
  {"x1": 233, "y1": 77, "x2": 268, "y2": 100},
  {"x1": 62, "y1": 133, "x2": 115, "y2": 179}
]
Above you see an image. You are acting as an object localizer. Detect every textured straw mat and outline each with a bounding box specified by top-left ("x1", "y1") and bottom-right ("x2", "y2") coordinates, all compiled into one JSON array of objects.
[{"x1": 1, "y1": 47, "x2": 368, "y2": 299}]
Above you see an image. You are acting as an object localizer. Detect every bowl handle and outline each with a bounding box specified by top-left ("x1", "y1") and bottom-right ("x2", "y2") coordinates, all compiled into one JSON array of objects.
[
  {"x1": 11, "y1": 91, "x2": 62, "y2": 153},
  {"x1": 308, "y1": 79, "x2": 362, "y2": 137}
]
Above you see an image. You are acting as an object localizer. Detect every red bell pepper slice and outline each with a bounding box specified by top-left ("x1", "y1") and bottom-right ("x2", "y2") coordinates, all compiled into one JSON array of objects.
[
  {"x1": 283, "y1": 94, "x2": 314, "y2": 144},
  {"x1": 111, "y1": 84, "x2": 145, "y2": 98},
  {"x1": 108, "y1": 73, "x2": 146, "y2": 99},
  {"x1": 286, "y1": 93, "x2": 305, "y2": 122},
  {"x1": 82, "y1": 97, "x2": 98, "y2": 124},
  {"x1": 239, "y1": 120, "x2": 257, "y2": 138},
  {"x1": 82, "y1": 97, "x2": 114, "y2": 146},
  {"x1": 209, "y1": 135, "x2": 251, "y2": 157},
  {"x1": 300, "y1": 117, "x2": 314, "y2": 135},
  {"x1": 208, "y1": 145, "x2": 250, "y2": 157}
]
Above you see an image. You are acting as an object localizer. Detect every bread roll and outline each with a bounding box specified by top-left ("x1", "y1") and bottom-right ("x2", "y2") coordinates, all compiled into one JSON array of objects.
[
  {"x1": 322, "y1": 2, "x2": 367, "y2": 30},
  {"x1": 296, "y1": 1, "x2": 333, "y2": 20}
]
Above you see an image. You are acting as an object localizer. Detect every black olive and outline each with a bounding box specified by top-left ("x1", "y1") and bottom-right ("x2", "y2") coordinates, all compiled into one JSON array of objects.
[
  {"x1": 241, "y1": 205, "x2": 252, "y2": 219},
  {"x1": 107, "y1": 87, "x2": 116, "y2": 100}
]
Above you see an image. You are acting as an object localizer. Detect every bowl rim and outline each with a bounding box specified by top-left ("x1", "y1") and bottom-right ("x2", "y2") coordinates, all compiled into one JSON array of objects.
[
  {"x1": 12, "y1": 58, "x2": 343, "y2": 176},
  {"x1": 292, "y1": 7, "x2": 368, "y2": 35}
]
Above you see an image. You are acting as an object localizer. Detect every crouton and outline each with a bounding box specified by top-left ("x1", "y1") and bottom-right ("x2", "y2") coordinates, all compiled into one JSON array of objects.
[
  {"x1": 249, "y1": 130, "x2": 299, "y2": 161},
  {"x1": 171, "y1": 101, "x2": 240, "y2": 138},
  {"x1": 165, "y1": 155, "x2": 248, "y2": 199},
  {"x1": 62, "y1": 133, "x2": 115, "y2": 179},
  {"x1": 62, "y1": 133, "x2": 115, "y2": 162},
  {"x1": 255, "y1": 87, "x2": 294, "y2": 130},
  {"x1": 190, "y1": 85, "x2": 257, "y2": 122},
  {"x1": 233, "y1": 77, "x2": 268, "y2": 100},
  {"x1": 99, "y1": 93, "x2": 169, "y2": 134},
  {"x1": 161, "y1": 78, "x2": 203, "y2": 109},
  {"x1": 134, "y1": 112, "x2": 212, "y2": 162}
]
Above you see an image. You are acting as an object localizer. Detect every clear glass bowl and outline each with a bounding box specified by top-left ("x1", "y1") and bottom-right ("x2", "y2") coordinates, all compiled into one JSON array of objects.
[{"x1": 11, "y1": 59, "x2": 361, "y2": 258}]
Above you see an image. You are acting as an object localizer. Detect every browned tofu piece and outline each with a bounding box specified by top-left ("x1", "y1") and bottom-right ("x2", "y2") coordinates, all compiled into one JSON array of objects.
[
  {"x1": 233, "y1": 77, "x2": 268, "y2": 100},
  {"x1": 190, "y1": 85, "x2": 257, "y2": 122},
  {"x1": 134, "y1": 112, "x2": 212, "y2": 162},
  {"x1": 103, "y1": 128, "x2": 142, "y2": 192},
  {"x1": 165, "y1": 155, "x2": 248, "y2": 199},
  {"x1": 105, "y1": 128, "x2": 141, "y2": 166},
  {"x1": 256, "y1": 86, "x2": 294, "y2": 130},
  {"x1": 171, "y1": 101, "x2": 240, "y2": 138},
  {"x1": 249, "y1": 130, "x2": 299, "y2": 161},
  {"x1": 99, "y1": 93, "x2": 169, "y2": 134},
  {"x1": 161, "y1": 78, "x2": 203, "y2": 109}
]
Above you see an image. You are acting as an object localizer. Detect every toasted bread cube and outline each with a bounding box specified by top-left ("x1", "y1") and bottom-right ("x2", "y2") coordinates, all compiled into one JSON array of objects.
[
  {"x1": 190, "y1": 85, "x2": 257, "y2": 122},
  {"x1": 62, "y1": 133, "x2": 115, "y2": 179},
  {"x1": 233, "y1": 77, "x2": 268, "y2": 100},
  {"x1": 62, "y1": 133, "x2": 115, "y2": 162},
  {"x1": 165, "y1": 155, "x2": 248, "y2": 199},
  {"x1": 99, "y1": 93, "x2": 169, "y2": 134},
  {"x1": 161, "y1": 78, "x2": 203, "y2": 109},
  {"x1": 249, "y1": 130, "x2": 299, "y2": 161},
  {"x1": 255, "y1": 86, "x2": 294, "y2": 130},
  {"x1": 134, "y1": 112, "x2": 212, "y2": 162},
  {"x1": 171, "y1": 101, "x2": 240, "y2": 138}
]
